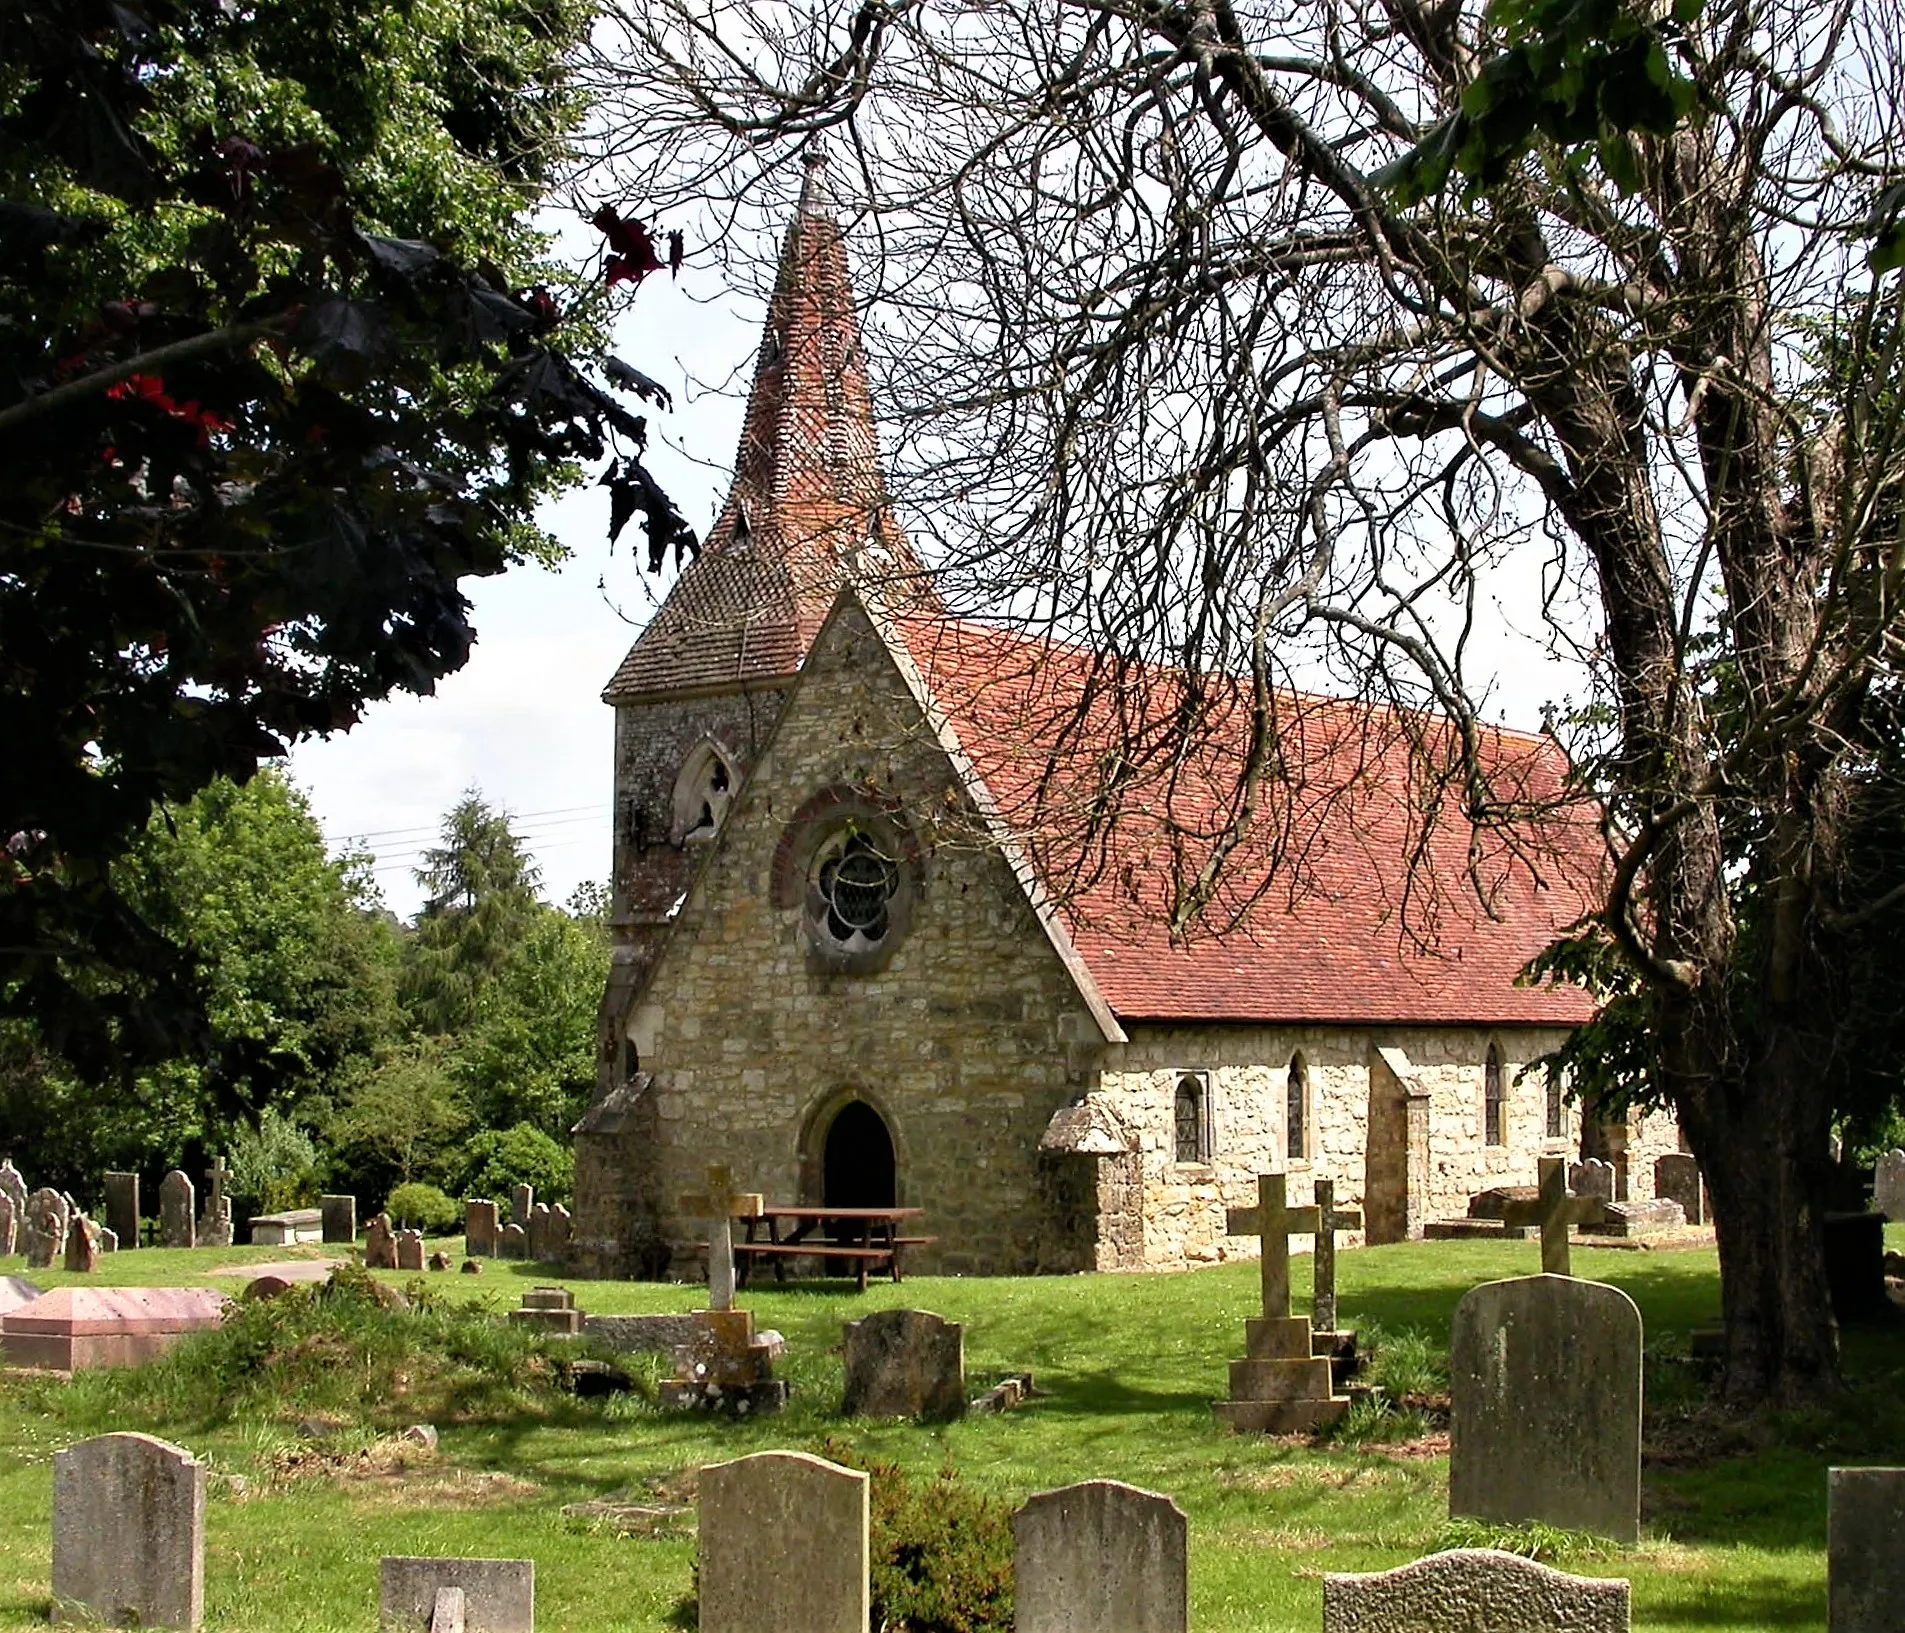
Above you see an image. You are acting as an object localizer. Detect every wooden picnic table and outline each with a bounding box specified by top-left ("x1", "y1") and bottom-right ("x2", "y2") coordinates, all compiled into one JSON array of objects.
[{"x1": 734, "y1": 1205, "x2": 932, "y2": 1291}]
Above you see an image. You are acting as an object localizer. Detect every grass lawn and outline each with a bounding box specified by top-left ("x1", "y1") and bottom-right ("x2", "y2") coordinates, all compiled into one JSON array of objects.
[{"x1": 0, "y1": 1232, "x2": 1898, "y2": 1631}]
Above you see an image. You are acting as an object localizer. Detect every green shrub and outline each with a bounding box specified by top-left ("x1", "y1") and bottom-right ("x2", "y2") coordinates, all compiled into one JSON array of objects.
[
  {"x1": 816, "y1": 1439, "x2": 1013, "y2": 1633},
  {"x1": 384, "y1": 1181, "x2": 460, "y2": 1234},
  {"x1": 459, "y1": 1122, "x2": 574, "y2": 1207}
]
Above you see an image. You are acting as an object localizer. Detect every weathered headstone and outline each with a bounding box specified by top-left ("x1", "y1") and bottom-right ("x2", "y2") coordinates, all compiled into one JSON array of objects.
[
  {"x1": 1568, "y1": 1158, "x2": 1617, "y2": 1203},
  {"x1": 1450, "y1": 1273, "x2": 1642, "y2": 1542},
  {"x1": 1014, "y1": 1480, "x2": 1187, "y2": 1633},
  {"x1": 1874, "y1": 1150, "x2": 1905, "y2": 1224},
  {"x1": 1311, "y1": 1178, "x2": 1362, "y2": 1337},
  {"x1": 396, "y1": 1229, "x2": 426, "y2": 1272},
  {"x1": 1212, "y1": 1173, "x2": 1347, "y2": 1432},
  {"x1": 510, "y1": 1184, "x2": 534, "y2": 1228},
  {"x1": 53, "y1": 1432, "x2": 205, "y2": 1629},
  {"x1": 197, "y1": 1156, "x2": 233, "y2": 1249},
  {"x1": 103, "y1": 1172, "x2": 139, "y2": 1248},
  {"x1": 379, "y1": 1557, "x2": 534, "y2": 1633},
  {"x1": 63, "y1": 1214, "x2": 99, "y2": 1274},
  {"x1": 1653, "y1": 1153, "x2": 1706, "y2": 1225},
  {"x1": 97, "y1": 1226, "x2": 118, "y2": 1254},
  {"x1": 1322, "y1": 1548, "x2": 1630, "y2": 1633},
  {"x1": 1500, "y1": 1156, "x2": 1605, "y2": 1276},
  {"x1": 1828, "y1": 1466, "x2": 1905, "y2": 1633},
  {"x1": 527, "y1": 1202, "x2": 552, "y2": 1262},
  {"x1": 158, "y1": 1170, "x2": 195, "y2": 1248},
  {"x1": 465, "y1": 1199, "x2": 499, "y2": 1259},
  {"x1": 24, "y1": 1189, "x2": 69, "y2": 1270},
  {"x1": 841, "y1": 1309, "x2": 965, "y2": 1420},
  {"x1": 678, "y1": 1165, "x2": 766, "y2": 1312},
  {"x1": 320, "y1": 1194, "x2": 357, "y2": 1244},
  {"x1": 365, "y1": 1213, "x2": 399, "y2": 1271},
  {"x1": 549, "y1": 1203, "x2": 572, "y2": 1260},
  {"x1": 0, "y1": 1191, "x2": 15, "y2": 1258},
  {"x1": 509, "y1": 1287, "x2": 581, "y2": 1335},
  {"x1": 699, "y1": 1451, "x2": 867, "y2": 1633},
  {"x1": 0, "y1": 1160, "x2": 26, "y2": 1231},
  {"x1": 498, "y1": 1222, "x2": 528, "y2": 1260}
]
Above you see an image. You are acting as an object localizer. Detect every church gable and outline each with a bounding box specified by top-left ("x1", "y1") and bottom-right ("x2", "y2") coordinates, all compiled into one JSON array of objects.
[{"x1": 609, "y1": 590, "x2": 1111, "y2": 1278}]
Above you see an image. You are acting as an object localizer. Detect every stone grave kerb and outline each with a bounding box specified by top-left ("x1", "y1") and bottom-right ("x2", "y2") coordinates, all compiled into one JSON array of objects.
[
  {"x1": 677, "y1": 1165, "x2": 765, "y2": 1313},
  {"x1": 1226, "y1": 1172, "x2": 1319, "y2": 1322},
  {"x1": 1501, "y1": 1155, "x2": 1605, "y2": 1276}
]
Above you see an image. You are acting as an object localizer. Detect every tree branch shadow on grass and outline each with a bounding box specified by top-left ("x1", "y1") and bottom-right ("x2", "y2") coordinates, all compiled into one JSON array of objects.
[{"x1": 1636, "y1": 1574, "x2": 1821, "y2": 1629}]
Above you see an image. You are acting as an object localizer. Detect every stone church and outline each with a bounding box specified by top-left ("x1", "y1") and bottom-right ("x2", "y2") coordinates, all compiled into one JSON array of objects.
[{"x1": 571, "y1": 153, "x2": 1678, "y2": 1280}]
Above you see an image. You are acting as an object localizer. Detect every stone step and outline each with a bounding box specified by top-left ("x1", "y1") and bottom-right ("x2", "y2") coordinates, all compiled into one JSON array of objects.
[
  {"x1": 1212, "y1": 1396, "x2": 1349, "y2": 1434},
  {"x1": 519, "y1": 1287, "x2": 575, "y2": 1311},
  {"x1": 1244, "y1": 1315, "x2": 1316, "y2": 1359},
  {"x1": 1226, "y1": 1356, "x2": 1336, "y2": 1401}
]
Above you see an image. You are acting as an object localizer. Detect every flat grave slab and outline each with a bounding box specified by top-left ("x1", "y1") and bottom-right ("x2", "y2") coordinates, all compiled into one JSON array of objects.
[
  {"x1": 248, "y1": 1208, "x2": 324, "y2": 1246},
  {"x1": 2, "y1": 1287, "x2": 228, "y2": 1371}
]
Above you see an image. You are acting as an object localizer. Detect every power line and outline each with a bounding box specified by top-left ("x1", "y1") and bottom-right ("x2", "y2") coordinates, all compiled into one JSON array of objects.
[{"x1": 322, "y1": 801, "x2": 605, "y2": 846}]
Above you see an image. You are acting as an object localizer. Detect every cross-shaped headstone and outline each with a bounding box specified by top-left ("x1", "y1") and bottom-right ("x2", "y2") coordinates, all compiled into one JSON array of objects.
[
  {"x1": 204, "y1": 1154, "x2": 228, "y2": 1213},
  {"x1": 677, "y1": 1165, "x2": 765, "y2": 1311},
  {"x1": 1501, "y1": 1155, "x2": 1605, "y2": 1275},
  {"x1": 1226, "y1": 1173, "x2": 1319, "y2": 1320},
  {"x1": 1311, "y1": 1178, "x2": 1363, "y2": 1335}
]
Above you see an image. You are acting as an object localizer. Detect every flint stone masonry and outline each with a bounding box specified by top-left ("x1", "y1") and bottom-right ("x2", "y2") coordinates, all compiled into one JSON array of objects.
[
  {"x1": 1014, "y1": 1481, "x2": 1188, "y2": 1633},
  {"x1": 4, "y1": 1287, "x2": 228, "y2": 1371},
  {"x1": 1321, "y1": 1548, "x2": 1630, "y2": 1633},
  {"x1": 700, "y1": 1452, "x2": 867, "y2": 1633},
  {"x1": 53, "y1": 1432, "x2": 205, "y2": 1629},
  {"x1": 159, "y1": 1171, "x2": 195, "y2": 1248},
  {"x1": 320, "y1": 1194, "x2": 357, "y2": 1244},
  {"x1": 841, "y1": 1309, "x2": 965, "y2": 1420},
  {"x1": 1828, "y1": 1467, "x2": 1905, "y2": 1633},
  {"x1": 379, "y1": 1558, "x2": 534, "y2": 1633},
  {"x1": 103, "y1": 1172, "x2": 139, "y2": 1247},
  {"x1": 1875, "y1": 1150, "x2": 1905, "y2": 1224},
  {"x1": 249, "y1": 1208, "x2": 324, "y2": 1247},
  {"x1": 1450, "y1": 1274, "x2": 1643, "y2": 1543}
]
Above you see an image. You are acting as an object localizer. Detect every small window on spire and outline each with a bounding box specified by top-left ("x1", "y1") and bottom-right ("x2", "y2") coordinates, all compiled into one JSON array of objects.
[{"x1": 761, "y1": 331, "x2": 783, "y2": 369}]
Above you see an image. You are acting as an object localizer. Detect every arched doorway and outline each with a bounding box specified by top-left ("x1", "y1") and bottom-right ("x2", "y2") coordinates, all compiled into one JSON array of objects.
[{"x1": 822, "y1": 1100, "x2": 897, "y2": 1209}]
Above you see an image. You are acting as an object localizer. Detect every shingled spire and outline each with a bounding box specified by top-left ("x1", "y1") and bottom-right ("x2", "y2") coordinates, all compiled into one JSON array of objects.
[{"x1": 603, "y1": 145, "x2": 918, "y2": 703}]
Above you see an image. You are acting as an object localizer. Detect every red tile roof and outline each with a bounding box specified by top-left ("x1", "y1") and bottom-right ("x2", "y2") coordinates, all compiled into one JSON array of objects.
[
  {"x1": 604, "y1": 150, "x2": 926, "y2": 703},
  {"x1": 895, "y1": 614, "x2": 1600, "y2": 1028}
]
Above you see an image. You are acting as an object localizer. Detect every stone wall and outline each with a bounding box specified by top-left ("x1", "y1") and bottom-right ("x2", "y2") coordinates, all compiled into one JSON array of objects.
[
  {"x1": 581, "y1": 601, "x2": 1109, "y2": 1278},
  {"x1": 1093, "y1": 1025, "x2": 1579, "y2": 1266}
]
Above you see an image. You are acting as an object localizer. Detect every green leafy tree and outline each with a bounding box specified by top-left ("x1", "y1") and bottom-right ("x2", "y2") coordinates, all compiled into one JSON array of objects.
[
  {"x1": 327, "y1": 1039, "x2": 470, "y2": 1200},
  {"x1": 402, "y1": 794, "x2": 545, "y2": 1033},
  {"x1": 0, "y1": 0, "x2": 692, "y2": 1075},
  {"x1": 227, "y1": 1107, "x2": 321, "y2": 1213}
]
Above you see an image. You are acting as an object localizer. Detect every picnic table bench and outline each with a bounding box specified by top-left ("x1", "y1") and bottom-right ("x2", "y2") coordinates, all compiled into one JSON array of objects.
[{"x1": 733, "y1": 1206, "x2": 933, "y2": 1291}]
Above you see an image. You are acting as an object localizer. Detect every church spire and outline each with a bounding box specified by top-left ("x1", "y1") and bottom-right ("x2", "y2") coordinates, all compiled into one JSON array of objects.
[{"x1": 603, "y1": 141, "x2": 915, "y2": 703}]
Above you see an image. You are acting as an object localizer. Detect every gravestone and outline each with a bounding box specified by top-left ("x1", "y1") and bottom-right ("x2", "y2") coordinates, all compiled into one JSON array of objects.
[
  {"x1": 509, "y1": 1287, "x2": 581, "y2": 1335},
  {"x1": 1874, "y1": 1150, "x2": 1905, "y2": 1224},
  {"x1": 510, "y1": 1184, "x2": 533, "y2": 1228},
  {"x1": 1569, "y1": 1158, "x2": 1617, "y2": 1203},
  {"x1": 1450, "y1": 1274, "x2": 1642, "y2": 1542},
  {"x1": 158, "y1": 1171, "x2": 195, "y2": 1248},
  {"x1": 320, "y1": 1194, "x2": 357, "y2": 1244},
  {"x1": 0, "y1": 1160, "x2": 26, "y2": 1230},
  {"x1": 699, "y1": 1451, "x2": 867, "y2": 1633},
  {"x1": 365, "y1": 1214, "x2": 399, "y2": 1271},
  {"x1": 1322, "y1": 1548, "x2": 1630, "y2": 1633},
  {"x1": 396, "y1": 1230, "x2": 426, "y2": 1272},
  {"x1": 528, "y1": 1203, "x2": 552, "y2": 1261},
  {"x1": 1212, "y1": 1173, "x2": 1348, "y2": 1432},
  {"x1": 1500, "y1": 1157, "x2": 1605, "y2": 1276},
  {"x1": 0, "y1": 1192, "x2": 15, "y2": 1257},
  {"x1": 24, "y1": 1189, "x2": 69, "y2": 1270},
  {"x1": 249, "y1": 1208, "x2": 324, "y2": 1246},
  {"x1": 1593, "y1": 1198, "x2": 1685, "y2": 1238},
  {"x1": 63, "y1": 1214, "x2": 99, "y2": 1274},
  {"x1": 53, "y1": 1432, "x2": 205, "y2": 1629},
  {"x1": 0, "y1": 1277, "x2": 42, "y2": 1317},
  {"x1": 5, "y1": 1287, "x2": 228, "y2": 1370},
  {"x1": 1653, "y1": 1154, "x2": 1706, "y2": 1225},
  {"x1": 197, "y1": 1156, "x2": 232, "y2": 1249},
  {"x1": 1311, "y1": 1178, "x2": 1362, "y2": 1337},
  {"x1": 678, "y1": 1165, "x2": 766, "y2": 1313},
  {"x1": 98, "y1": 1227, "x2": 118, "y2": 1253},
  {"x1": 841, "y1": 1308, "x2": 965, "y2": 1420},
  {"x1": 379, "y1": 1557, "x2": 534, "y2": 1633},
  {"x1": 549, "y1": 1204, "x2": 572, "y2": 1260},
  {"x1": 465, "y1": 1199, "x2": 499, "y2": 1258},
  {"x1": 103, "y1": 1172, "x2": 139, "y2": 1248},
  {"x1": 1014, "y1": 1480, "x2": 1187, "y2": 1633},
  {"x1": 498, "y1": 1223, "x2": 528, "y2": 1261},
  {"x1": 1828, "y1": 1466, "x2": 1905, "y2": 1633}
]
